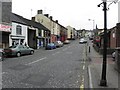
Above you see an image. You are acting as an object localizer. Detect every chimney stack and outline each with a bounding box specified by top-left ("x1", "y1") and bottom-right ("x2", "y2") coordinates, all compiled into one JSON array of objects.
[
  {"x1": 31, "y1": 17, "x2": 35, "y2": 21},
  {"x1": 37, "y1": 10, "x2": 43, "y2": 14},
  {"x1": 50, "y1": 16, "x2": 53, "y2": 20},
  {"x1": 44, "y1": 14, "x2": 49, "y2": 17},
  {"x1": 55, "y1": 20, "x2": 58, "y2": 23}
]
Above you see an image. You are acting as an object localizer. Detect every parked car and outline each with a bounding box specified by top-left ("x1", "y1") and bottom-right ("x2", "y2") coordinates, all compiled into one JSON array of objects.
[
  {"x1": 4, "y1": 45, "x2": 34, "y2": 57},
  {"x1": 64, "y1": 40, "x2": 70, "y2": 44},
  {"x1": 89, "y1": 37, "x2": 93, "y2": 40},
  {"x1": 79, "y1": 38, "x2": 87, "y2": 44},
  {"x1": 112, "y1": 52, "x2": 116, "y2": 61},
  {"x1": 54, "y1": 41, "x2": 63, "y2": 47},
  {"x1": 0, "y1": 48, "x2": 4, "y2": 61},
  {"x1": 45, "y1": 43, "x2": 56, "y2": 50}
]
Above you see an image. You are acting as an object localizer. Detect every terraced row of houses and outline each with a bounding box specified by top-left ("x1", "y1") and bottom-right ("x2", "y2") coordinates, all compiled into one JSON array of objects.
[{"x1": 0, "y1": 0, "x2": 78, "y2": 49}]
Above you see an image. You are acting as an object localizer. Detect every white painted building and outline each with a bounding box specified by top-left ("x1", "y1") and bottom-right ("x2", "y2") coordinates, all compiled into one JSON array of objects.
[
  {"x1": 9, "y1": 22, "x2": 28, "y2": 46},
  {"x1": 66, "y1": 26, "x2": 75, "y2": 40}
]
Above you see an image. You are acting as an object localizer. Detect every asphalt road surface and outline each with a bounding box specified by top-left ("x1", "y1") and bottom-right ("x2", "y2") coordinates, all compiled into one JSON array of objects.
[{"x1": 2, "y1": 39, "x2": 90, "y2": 88}]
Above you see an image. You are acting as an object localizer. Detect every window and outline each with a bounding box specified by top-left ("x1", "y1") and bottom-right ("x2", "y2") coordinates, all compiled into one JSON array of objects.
[
  {"x1": 38, "y1": 30, "x2": 41, "y2": 36},
  {"x1": 16, "y1": 25, "x2": 22, "y2": 35}
]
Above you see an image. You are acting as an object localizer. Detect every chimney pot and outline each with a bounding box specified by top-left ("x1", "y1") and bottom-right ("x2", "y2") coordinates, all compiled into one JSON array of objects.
[
  {"x1": 44, "y1": 14, "x2": 49, "y2": 17},
  {"x1": 37, "y1": 10, "x2": 43, "y2": 14},
  {"x1": 50, "y1": 16, "x2": 53, "y2": 20},
  {"x1": 56, "y1": 20, "x2": 58, "y2": 23},
  {"x1": 31, "y1": 17, "x2": 35, "y2": 21}
]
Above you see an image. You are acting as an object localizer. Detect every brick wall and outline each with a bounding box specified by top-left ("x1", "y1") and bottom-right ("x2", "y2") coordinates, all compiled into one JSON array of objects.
[
  {"x1": 110, "y1": 27, "x2": 117, "y2": 49},
  {"x1": 116, "y1": 23, "x2": 120, "y2": 47}
]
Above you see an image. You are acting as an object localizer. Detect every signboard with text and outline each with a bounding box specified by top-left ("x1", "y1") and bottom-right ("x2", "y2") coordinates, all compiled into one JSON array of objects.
[{"x1": 0, "y1": 24, "x2": 11, "y2": 32}]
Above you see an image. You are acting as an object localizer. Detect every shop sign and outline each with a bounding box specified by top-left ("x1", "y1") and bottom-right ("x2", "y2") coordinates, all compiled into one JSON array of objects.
[{"x1": 0, "y1": 24, "x2": 11, "y2": 32}]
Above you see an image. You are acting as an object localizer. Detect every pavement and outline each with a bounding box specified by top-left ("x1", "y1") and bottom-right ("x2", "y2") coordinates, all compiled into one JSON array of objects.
[{"x1": 88, "y1": 43, "x2": 120, "y2": 89}]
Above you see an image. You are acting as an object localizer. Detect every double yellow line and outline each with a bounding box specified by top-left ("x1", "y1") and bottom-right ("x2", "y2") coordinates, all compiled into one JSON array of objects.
[{"x1": 80, "y1": 44, "x2": 87, "y2": 90}]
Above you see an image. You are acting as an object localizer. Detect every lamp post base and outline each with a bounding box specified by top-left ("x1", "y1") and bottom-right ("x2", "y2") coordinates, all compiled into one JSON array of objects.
[{"x1": 100, "y1": 79, "x2": 107, "y2": 86}]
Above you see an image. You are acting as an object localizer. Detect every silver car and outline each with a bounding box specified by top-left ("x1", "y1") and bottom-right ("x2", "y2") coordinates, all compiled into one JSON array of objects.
[
  {"x1": 79, "y1": 38, "x2": 87, "y2": 44},
  {"x1": 4, "y1": 45, "x2": 34, "y2": 57},
  {"x1": 54, "y1": 41, "x2": 63, "y2": 47}
]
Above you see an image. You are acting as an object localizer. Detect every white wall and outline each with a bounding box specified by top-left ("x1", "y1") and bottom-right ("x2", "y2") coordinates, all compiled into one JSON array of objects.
[
  {"x1": 10, "y1": 22, "x2": 28, "y2": 46},
  {"x1": 66, "y1": 26, "x2": 74, "y2": 39},
  {"x1": 118, "y1": 1, "x2": 120, "y2": 23}
]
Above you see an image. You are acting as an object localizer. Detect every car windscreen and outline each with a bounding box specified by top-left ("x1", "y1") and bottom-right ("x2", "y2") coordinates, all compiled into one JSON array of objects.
[{"x1": 9, "y1": 45, "x2": 17, "y2": 48}]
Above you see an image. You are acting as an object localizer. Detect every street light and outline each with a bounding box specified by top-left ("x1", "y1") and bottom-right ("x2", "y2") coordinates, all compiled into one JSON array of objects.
[
  {"x1": 98, "y1": 0, "x2": 119, "y2": 86},
  {"x1": 88, "y1": 19, "x2": 95, "y2": 31}
]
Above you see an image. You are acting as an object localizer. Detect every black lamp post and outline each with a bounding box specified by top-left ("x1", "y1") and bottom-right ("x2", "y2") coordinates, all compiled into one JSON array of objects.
[
  {"x1": 100, "y1": 0, "x2": 108, "y2": 86},
  {"x1": 98, "y1": 0, "x2": 119, "y2": 86}
]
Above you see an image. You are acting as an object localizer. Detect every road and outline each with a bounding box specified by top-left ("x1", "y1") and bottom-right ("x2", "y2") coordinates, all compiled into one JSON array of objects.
[{"x1": 2, "y1": 39, "x2": 90, "y2": 88}]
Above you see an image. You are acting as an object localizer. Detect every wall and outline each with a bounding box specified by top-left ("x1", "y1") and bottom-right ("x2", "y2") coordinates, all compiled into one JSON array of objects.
[
  {"x1": 66, "y1": 26, "x2": 73, "y2": 39},
  {"x1": 35, "y1": 14, "x2": 51, "y2": 30},
  {"x1": 110, "y1": 27, "x2": 117, "y2": 49},
  {"x1": 118, "y1": 1, "x2": 120, "y2": 23},
  {"x1": 0, "y1": 0, "x2": 11, "y2": 48},
  {"x1": 116, "y1": 23, "x2": 120, "y2": 47},
  {"x1": 10, "y1": 22, "x2": 28, "y2": 46},
  {"x1": 0, "y1": 0, "x2": 12, "y2": 24},
  {"x1": 0, "y1": 2, "x2": 2, "y2": 23}
]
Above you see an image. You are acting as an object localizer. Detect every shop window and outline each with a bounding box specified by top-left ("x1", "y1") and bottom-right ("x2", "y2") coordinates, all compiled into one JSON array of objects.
[{"x1": 16, "y1": 25, "x2": 22, "y2": 35}]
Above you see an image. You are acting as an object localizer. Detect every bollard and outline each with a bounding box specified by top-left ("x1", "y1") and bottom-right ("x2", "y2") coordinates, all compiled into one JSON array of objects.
[{"x1": 89, "y1": 46, "x2": 90, "y2": 53}]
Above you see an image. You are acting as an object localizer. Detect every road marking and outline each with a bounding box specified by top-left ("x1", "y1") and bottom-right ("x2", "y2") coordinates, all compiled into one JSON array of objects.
[
  {"x1": 80, "y1": 75, "x2": 84, "y2": 89},
  {"x1": 88, "y1": 66, "x2": 93, "y2": 88},
  {"x1": 80, "y1": 84, "x2": 84, "y2": 89},
  {"x1": 62, "y1": 48, "x2": 68, "y2": 51},
  {"x1": 80, "y1": 44, "x2": 87, "y2": 90},
  {"x1": 83, "y1": 65, "x2": 85, "y2": 70},
  {"x1": 66, "y1": 51, "x2": 72, "y2": 54},
  {"x1": 52, "y1": 52, "x2": 60, "y2": 55},
  {"x1": 68, "y1": 46, "x2": 71, "y2": 48},
  {"x1": 1, "y1": 72, "x2": 7, "y2": 75},
  {"x1": 26, "y1": 57, "x2": 47, "y2": 65}
]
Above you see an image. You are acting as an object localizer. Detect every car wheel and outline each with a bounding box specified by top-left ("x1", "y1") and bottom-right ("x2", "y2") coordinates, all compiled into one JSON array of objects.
[
  {"x1": 30, "y1": 50, "x2": 34, "y2": 55},
  {"x1": 16, "y1": 52, "x2": 21, "y2": 57}
]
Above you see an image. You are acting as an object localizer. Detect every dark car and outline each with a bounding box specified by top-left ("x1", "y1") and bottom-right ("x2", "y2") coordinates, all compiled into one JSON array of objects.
[
  {"x1": 4, "y1": 45, "x2": 34, "y2": 57},
  {"x1": 89, "y1": 37, "x2": 93, "y2": 40},
  {"x1": 45, "y1": 43, "x2": 56, "y2": 50}
]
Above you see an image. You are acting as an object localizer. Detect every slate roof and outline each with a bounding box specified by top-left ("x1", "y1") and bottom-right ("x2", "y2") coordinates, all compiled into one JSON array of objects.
[{"x1": 11, "y1": 13, "x2": 50, "y2": 31}]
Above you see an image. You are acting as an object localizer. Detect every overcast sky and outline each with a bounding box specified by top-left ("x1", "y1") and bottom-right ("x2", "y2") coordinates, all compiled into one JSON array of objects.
[{"x1": 12, "y1": 0, "x2": 118, "y2": 30}]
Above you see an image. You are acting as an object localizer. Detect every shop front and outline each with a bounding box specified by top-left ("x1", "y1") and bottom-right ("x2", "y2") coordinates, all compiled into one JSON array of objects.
[
  {"x1": 10, "y1": 35, "x2": 25, "y2": 46},
  {"x1": 0, "y1": 24, "x2": 11, "y2": 48},
  {"x1": 37, "y1": 36, "x2": 50, "y2": 49}
]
